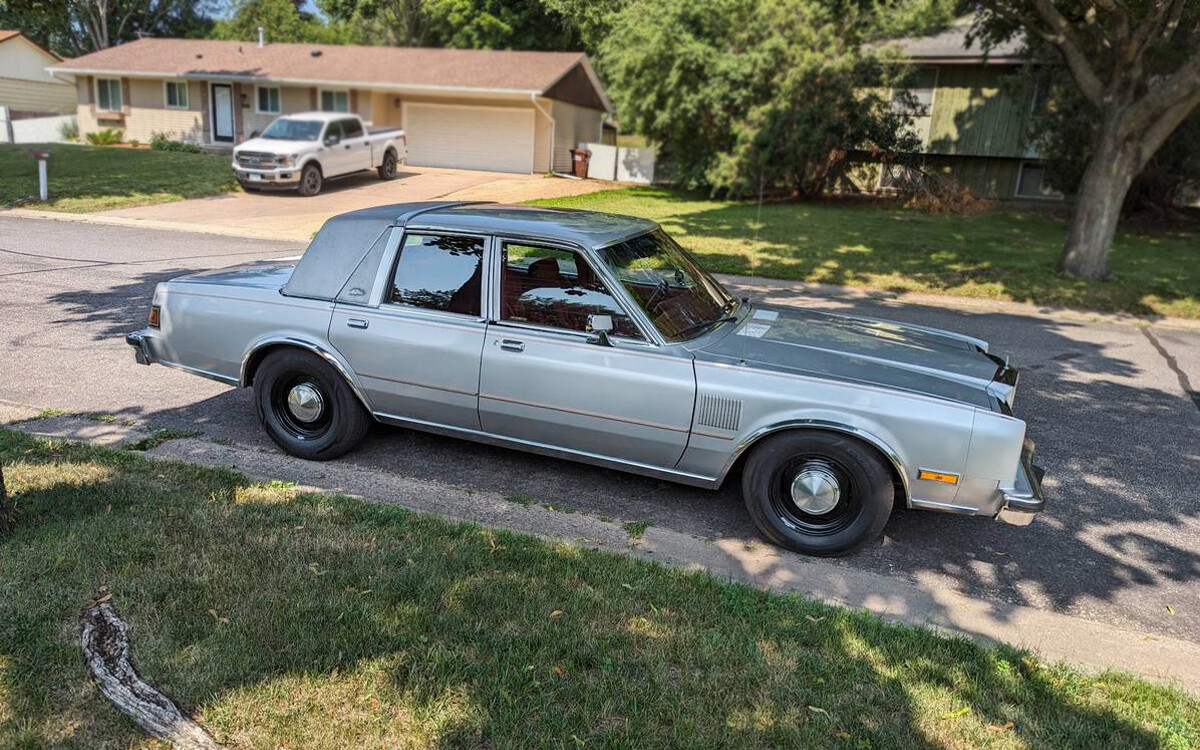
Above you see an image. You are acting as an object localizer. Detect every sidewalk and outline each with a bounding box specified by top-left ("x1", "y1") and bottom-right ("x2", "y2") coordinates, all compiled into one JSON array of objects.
[{"x1": 10, "y1": 412, "x2": 1200, "y2": 695}]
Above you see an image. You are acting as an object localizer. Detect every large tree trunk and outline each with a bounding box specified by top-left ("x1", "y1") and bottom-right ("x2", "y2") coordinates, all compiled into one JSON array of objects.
[{"x1": 1058, "y1": 118, "x2": 1138, "y2": 279}]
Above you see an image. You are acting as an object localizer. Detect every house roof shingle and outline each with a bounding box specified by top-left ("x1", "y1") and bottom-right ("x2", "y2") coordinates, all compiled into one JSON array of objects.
[
  {"x1": 875, "y1": 15, "x2": 1025, "y2": 64},
  {"x1": 49, "y1": 38, "x2": 591, "y2": 93}
]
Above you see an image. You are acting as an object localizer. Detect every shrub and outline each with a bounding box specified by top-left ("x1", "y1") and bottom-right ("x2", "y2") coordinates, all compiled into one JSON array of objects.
[
  {"x1": 84, "y1": 128, "x2": 123, "y2": 146},
  {"x1": 893, "y1": 168, "x2": 994, "y2": 215},
  {"x1": 58, "y1": 117, "x2": 78, "y2": 142},
  {"x1": 149, "y1": 130, "x2": 205, "y2": 153},
  {"x1": 128, "y1": 139, "x2": 141, "y2": 148}
]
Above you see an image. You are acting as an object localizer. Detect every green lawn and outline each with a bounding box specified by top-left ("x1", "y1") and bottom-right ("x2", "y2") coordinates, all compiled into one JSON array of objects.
[
  {"x1": 0, "y1": 143, "x2": 238, "y2": 213},
  {"x1": 2, "y1": 431, "x2": 1197, "y2": 749},
  {"x1": 532, "y1": 187, "x2": 1200, "y2": 319}
]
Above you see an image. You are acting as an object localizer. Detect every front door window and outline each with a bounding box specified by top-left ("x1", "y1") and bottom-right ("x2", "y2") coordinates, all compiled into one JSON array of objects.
[{"x1": 499, "y1": 242, "x2": 642, "y2": 339}]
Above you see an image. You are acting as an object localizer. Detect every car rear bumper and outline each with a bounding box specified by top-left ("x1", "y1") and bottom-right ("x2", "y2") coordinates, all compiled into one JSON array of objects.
[
  {"x1": 126, "y1": 329, "x2": 157, "y2": 365},
  {"x1": 995, "y1": 439, "x2": 1046, "y2": 526}
]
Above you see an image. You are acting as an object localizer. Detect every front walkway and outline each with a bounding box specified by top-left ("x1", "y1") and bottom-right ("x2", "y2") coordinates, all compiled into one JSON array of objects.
[{"x1": 93, "y1": 166, "x2": 617, "y2": 240}]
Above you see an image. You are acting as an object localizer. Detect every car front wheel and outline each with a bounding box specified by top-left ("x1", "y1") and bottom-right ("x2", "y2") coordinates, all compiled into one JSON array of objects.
[
  {"x1": 253, "y1": 349, "x2": 370, "y2": 460},
  {"x1": 741, "y1": 431, "x2": 894, "y2": 556},
  {"x1": 298, "y1": 164, "x2": 323, "y2": 197}
]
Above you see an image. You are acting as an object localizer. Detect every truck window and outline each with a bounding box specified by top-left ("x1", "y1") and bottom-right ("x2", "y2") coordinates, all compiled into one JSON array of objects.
[{"x1": 341, "y1": 118, "x2": 364, "y2": 139}]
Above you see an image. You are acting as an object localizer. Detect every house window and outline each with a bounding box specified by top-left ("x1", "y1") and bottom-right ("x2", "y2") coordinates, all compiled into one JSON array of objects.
[
  {"x1": 891, "y1": 67, "x2": 937, "y2": 147},
  {"x1": 1015, "y1": 162, "x2": 1064, "y2": 200},
  {"x1": 164, "y1": 81, "x2": 189, "y2": 109},
  {"x1": 256, "y1": 86, "x2": 281, "y2": 114},
  {"x1": 96, "y1": 78, "x2": 122, "y2": 112},
  {"x1": 320, "y1": 90, "x2": 349, "y2": 113}
]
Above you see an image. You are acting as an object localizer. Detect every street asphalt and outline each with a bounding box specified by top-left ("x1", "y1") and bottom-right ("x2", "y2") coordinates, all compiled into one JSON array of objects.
[{"x1": 3, "y1": 214, "x2": 1199, "y2": 645}]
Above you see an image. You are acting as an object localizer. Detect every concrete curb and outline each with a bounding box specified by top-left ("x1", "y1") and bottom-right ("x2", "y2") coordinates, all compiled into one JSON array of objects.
[
  {"x1": 10, "y1": 415, "x2": 1200, "y2": 695},
  {"x1": 2, "y1": 207, "x2": 310, "y2": 242}
]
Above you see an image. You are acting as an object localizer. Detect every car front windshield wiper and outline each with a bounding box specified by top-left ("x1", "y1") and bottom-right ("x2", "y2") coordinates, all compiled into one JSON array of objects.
[{"x1": 675, "y1": 314, "x2": 740, "y2": 340}]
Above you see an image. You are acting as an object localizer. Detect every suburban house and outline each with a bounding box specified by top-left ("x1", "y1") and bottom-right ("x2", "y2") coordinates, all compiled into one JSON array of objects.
[
  {"x1": 850, "y1": 16, "x2": 1060, "y2": 201},
  {"x1": 0, "y1": 30, "x2": 75, "y2": 115},
  {"x1": 46, "y1": 38, "x2": 612, "y2": 174}
]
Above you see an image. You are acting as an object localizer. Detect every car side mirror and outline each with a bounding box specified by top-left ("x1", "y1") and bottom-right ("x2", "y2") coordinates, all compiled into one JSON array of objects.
[
  {"x1": 587, "y1": 314, "x2": 614, "y2": 347},
  {"x1": 324, "y1": 134, "x2": 340, "y2": 147}
]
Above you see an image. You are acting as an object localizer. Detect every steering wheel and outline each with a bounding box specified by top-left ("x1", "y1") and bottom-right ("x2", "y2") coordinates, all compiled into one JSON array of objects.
[{"x1": 643, "y1": 277, "x2": 671, "y2": 314}]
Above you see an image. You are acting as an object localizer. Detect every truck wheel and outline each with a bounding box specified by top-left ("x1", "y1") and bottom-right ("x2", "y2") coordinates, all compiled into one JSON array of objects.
[
  {"x1": 741, "y1": 431, "x2": 893, "y2": 557},
  {"x1": 298, "y1": 164, "x2": 322, "y2": 197},
  {"x1": 253, "y1": 349, "x2": 370, "y2": 460},
  {"x1": 377, "y1": 149, "x2": 399, "y2": 181}
]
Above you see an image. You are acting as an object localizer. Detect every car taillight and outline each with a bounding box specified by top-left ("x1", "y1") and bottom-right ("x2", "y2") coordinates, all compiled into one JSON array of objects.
[{"x1": 149, "y1": 305, "x2": 161, "y2": 328}]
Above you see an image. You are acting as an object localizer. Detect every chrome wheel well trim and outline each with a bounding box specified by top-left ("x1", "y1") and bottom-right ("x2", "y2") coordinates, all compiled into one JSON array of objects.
[
  {"x1": 239, "y1": 337, "x2": 375, "y2": 413},
  {"x1": 718, "y1": 420, "x2": 911, "y2": 506}
]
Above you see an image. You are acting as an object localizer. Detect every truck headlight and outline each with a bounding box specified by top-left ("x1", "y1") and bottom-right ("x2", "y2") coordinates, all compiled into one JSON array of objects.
[{"x1": 275, "y1": 155, "x2": 295, "y2": 167}]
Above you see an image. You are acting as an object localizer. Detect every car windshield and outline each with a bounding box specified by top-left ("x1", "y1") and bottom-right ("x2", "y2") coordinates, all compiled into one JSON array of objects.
[
  {"x1": 260, "y1": 118, "x2": 323, "y2": 141},
  {"x1": 598, "y1": 229, "x2": 737, "y2": 342}
]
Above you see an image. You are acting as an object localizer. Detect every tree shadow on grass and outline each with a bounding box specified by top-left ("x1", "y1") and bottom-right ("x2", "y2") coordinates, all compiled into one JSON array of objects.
[{"x1": 0, "y1": 432, "x2": 1184, "y2": 748}]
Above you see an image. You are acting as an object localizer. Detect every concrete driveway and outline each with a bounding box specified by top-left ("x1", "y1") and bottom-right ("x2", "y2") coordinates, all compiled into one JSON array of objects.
[
  {"x1": 3, "y1": 215, "x2": 1200, "y2": 651},
  {"x1": 95, "y1": 166, "x2": 615, "y2": 240}
]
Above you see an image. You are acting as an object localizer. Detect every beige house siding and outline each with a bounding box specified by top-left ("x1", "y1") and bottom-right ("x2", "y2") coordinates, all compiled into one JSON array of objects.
[
  {"x1": 0, "y1": 35, "x2": 75, "y2": 113},
  {"x1": 0, "y1": 77, "x2": 75, "y2": 112},
  {"x1": 68, "y1": 72, "x2": 602, "y2": 174},
  {"x1": 550, "y1": 100, "x2": 604, "y2": 172}
]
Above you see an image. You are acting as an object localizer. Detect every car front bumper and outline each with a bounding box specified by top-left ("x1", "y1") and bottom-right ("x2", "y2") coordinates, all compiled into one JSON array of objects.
[
  {"x1": 126, "y1": 330, "x2": 156, "y2": 365},
  {"x1": 994, "y1": 439, "x2": 1046, "y2": 526}
]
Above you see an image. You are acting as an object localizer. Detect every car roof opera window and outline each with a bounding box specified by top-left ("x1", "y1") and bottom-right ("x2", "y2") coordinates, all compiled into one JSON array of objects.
[
  {"x1": 500, "y1": 241, "x2": 643, "y2": 340},
  {"x1": 388, "y1": 233, "x2": 484, "y2": 316}
]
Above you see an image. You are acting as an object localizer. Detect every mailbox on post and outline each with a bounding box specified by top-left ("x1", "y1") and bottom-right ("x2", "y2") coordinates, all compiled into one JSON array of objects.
[{"x1": 28, "y1": 149, "x2": 51, "y2": 202}]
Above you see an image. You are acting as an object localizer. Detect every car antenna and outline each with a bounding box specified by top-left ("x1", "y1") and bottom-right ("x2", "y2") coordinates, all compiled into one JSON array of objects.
[{"x1": 739, "y1": 171, "x2": 765, "y2": 366}]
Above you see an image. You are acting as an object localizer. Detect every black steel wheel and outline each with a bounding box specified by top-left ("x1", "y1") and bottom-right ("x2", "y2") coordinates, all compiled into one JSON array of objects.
[
  {"x1": 742, "y1": 431, "x2": 893, "y2": 556},
  {"x1": 253, "y1": 349, "x2": 370, "y2": 460},
  {"x1": 298, "y1": 164, "x2": 323, "y2": 197},
  {"x1": 377, "y1": 149, "x2": 399, "y2": 181}
]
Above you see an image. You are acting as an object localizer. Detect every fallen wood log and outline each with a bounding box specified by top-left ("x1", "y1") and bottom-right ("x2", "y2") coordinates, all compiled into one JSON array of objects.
[{"x1": 81, "y1": 596, "x2": 224, "y2": 750}]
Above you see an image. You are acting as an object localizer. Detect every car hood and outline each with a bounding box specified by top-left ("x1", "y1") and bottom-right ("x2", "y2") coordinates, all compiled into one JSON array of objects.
[
  {"x1": 234, "y1": 137, "x2": 315, "y2": 154},
  {"x1": 696, "y1": 305, "x2": 1006, "y2": 408}
]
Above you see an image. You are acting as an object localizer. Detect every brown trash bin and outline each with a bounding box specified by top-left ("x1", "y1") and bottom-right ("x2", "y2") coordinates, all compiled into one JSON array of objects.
[{"x1": 570, "y1": 148, "x2": 592, "y2": 178}]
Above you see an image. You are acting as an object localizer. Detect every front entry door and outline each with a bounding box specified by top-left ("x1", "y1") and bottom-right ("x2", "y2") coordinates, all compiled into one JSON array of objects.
[
  {"x1": 478, "y1": 240, "x2": 695, "y2": 469},
  {"x1": 211, "y1": 84, "x2": 234, "y2": 143}
]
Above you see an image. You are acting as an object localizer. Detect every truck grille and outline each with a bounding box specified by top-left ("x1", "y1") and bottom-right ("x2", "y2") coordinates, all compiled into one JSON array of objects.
[{"x1": 236, "y1": 151, "x2": 276, "y2": 167}]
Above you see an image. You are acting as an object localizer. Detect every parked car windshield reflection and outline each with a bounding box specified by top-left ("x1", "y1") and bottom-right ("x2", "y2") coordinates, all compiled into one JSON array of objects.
[
  {"x1": 261, "y1": 118, "x2": 323, "y2": 141},
  {"x1": 598, "y1": 230, "x2": 737, "y2": 341}
]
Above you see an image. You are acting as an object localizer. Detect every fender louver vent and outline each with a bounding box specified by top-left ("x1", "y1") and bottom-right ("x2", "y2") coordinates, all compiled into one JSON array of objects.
[{"x1": 696, "y1": 394, "x2": 742, "y2": 432}]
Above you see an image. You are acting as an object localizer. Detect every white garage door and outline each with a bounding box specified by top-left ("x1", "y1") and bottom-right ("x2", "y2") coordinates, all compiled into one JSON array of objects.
[{"x1": 403, "y1": 103, "x2": 535, "y2": 173}]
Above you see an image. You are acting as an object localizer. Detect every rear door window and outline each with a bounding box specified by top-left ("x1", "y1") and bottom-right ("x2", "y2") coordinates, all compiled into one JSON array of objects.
[
  {"x1": 388, "y1": 234, "x2": 485, "y2": 316},
  {"x1": 341, "y1": 117, "x2": 364, "y2": 139}
]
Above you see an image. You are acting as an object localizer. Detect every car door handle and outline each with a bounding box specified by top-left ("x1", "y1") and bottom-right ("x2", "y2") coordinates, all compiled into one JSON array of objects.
[
  {"x1": 500, "y1": 339, "x2": 524, "y2": 352},
  {"x1": 346, "y1": 318, "x2": 369, "y2": 329}
]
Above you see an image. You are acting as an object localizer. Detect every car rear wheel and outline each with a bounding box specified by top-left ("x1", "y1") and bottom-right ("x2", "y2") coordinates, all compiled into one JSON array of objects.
[
  {"x1": 298, "y1": 164, "x2": 322, "y2": 197},
  {"x1": 253, "y1": 349, "x2": 369, "y2": 460},
  {"x1": 377, "y1": 149, "x2": 398, "y2": 181},
  {"x1": 741, "y1": 431, "x2": 894, "y2": 556}
]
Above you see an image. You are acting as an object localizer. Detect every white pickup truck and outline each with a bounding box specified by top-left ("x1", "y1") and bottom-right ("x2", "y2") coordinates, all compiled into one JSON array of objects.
[{"x1": 231, "y1": 112, "x2": 407, "y2": 196}]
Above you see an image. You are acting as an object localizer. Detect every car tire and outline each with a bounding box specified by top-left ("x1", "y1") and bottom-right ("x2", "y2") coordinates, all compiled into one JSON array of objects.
[
  {"x1": 298, "y1": 164, "x2": 323, "y2": 197},
  {"x1": 377, "y1": 149, "x2": 398, "y2": 181},
  {"x1": 253, "y1": 349, "x2": 370, "y2": 460},
  {"x1": 741, "y1": 431, "x2": 894, "y2": 557}
]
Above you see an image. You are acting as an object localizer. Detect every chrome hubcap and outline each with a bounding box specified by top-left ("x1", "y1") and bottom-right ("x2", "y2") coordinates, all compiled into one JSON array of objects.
[
  {"x1": 790, "y1": 462, "x2": 841, "y2": 515},
  {"x1": 286, "y1": 383, "x2": 324, "y2": 423}
]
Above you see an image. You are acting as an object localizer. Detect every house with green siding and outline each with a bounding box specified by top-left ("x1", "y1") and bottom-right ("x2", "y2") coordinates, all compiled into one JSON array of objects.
[{"x1": 849, "y1": 16, "x2": 1063, "y2": 201}]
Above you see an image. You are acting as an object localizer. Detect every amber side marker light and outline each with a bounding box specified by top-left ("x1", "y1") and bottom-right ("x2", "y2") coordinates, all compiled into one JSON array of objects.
[
  {"x1": 918, "y1": 470, "x2": 959, "y2": 485},
  {"x1": 149, "y1": 305, "x2": 161, "y2": 328}
]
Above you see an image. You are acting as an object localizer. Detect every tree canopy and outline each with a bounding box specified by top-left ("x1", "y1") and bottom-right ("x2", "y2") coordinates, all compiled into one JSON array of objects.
[{"x1": 0, "y1": 0, "x2": 214, "y2": 56}]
